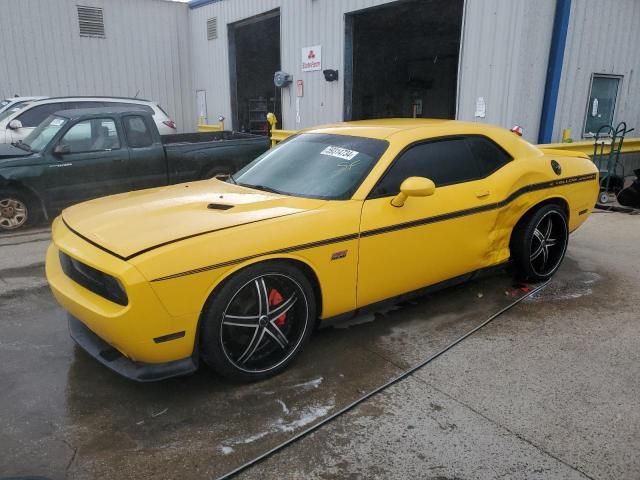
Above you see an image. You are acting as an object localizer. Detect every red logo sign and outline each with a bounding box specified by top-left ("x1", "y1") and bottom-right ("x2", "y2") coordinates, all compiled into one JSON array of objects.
[{"x1": 307, "y1": 50, "x2": 315, "y2": 60}]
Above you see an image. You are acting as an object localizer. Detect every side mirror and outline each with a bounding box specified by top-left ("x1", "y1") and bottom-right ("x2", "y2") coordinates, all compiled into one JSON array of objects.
[
  {"x1": 8, "y1": 119, "x2": 22, "y2": 130},
  {"x1": 391, "y1": 176, "x2": 436, "y2": 207},
  {"x1": 53, "y1": 144, "x2": 71, "y2": 156}
]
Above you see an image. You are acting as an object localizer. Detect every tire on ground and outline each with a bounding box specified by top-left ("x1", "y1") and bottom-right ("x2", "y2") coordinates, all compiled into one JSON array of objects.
[
  {"x1": 0, "y1": 187, "x2": 41, "y2": 232},
  {"x1": 199, "y1": 260, "x2": 317, "y2": 382},
  {"x1": 510, "y1": 203, "x2": 569, "y2": 282}
]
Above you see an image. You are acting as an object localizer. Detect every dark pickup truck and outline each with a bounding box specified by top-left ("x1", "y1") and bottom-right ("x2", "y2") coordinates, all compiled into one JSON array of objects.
[{"x1": 0, "y1": 107, "x2": 269, "y2": 231}]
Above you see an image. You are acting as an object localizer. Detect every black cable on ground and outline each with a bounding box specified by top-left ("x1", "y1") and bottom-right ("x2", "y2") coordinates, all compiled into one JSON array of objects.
[{"x1": 216, "y1": 280, "x2": 549, "y2": 480}]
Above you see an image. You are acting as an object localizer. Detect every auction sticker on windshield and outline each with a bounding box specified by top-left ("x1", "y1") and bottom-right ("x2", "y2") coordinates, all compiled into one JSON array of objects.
[{"x1": 321, "y1": 146, "x2": 359, "y2": 161}]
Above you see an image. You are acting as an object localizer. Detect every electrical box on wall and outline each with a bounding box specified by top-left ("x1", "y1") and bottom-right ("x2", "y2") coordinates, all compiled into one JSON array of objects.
[{"x1": 274, "y1": 71, "x2": 292, "y2": 88}]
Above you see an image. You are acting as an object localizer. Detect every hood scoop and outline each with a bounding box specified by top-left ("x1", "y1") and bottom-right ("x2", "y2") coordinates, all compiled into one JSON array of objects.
[{"x1": 207, "y1": 203, "x2": 234, "y2": 211}]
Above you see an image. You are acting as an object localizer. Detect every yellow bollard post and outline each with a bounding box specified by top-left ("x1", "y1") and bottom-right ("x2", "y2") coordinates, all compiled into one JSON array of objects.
[
  {"x1": 267, "y1": 112, "x2": 278, "y2": 148},
  {"x1": 562, "y1": 128, "x2": 572, "y2": 143}
]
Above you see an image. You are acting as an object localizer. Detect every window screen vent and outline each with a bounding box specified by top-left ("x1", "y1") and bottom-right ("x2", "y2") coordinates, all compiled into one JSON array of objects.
[
  {"x1": 207, "y1": 17, "x2": 218, "y2": 40},
  {"x1": 77, "y1": 6, "x2": 105, "y2": 38}
]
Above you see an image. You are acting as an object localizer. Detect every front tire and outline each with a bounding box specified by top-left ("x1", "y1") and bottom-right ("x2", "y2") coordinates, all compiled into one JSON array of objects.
[
  {"x1": 0, "y1": 188, "x2": 38, "y2": 232},
  {"x1": 199, "y1": 261, "x2": 316, "y2": 382},
  {"x1": 511, "y1": 204, "x2": 569, "y2": 282}
]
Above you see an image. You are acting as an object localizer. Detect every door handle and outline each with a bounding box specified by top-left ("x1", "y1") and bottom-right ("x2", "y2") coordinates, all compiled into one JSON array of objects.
[{"x1": 475, "y1": 190, "x2": 491, "y2": 198}]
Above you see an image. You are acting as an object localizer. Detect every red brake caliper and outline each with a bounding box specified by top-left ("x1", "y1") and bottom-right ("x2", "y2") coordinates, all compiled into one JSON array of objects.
[{"x1": 268, "y1": 289, "x2": 287, "y2": 327}]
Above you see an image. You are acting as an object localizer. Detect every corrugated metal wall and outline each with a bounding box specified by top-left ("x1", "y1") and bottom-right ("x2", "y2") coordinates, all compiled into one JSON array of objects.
[
  {"x1": 457, "y1": 0, "x2": 555, "y2": 141},
  {"x1": 0, "y1": 0, "x2": 194, "y2": 132},
  {"x1": 189, "y1": 0, "x2": 556, "y2": 141},
  {"x1": 189, "y1": 0, "x2": 398, "y2": 130},
  {"x1": 554, "y1": 0, "x2": 640, "y2": 142}
]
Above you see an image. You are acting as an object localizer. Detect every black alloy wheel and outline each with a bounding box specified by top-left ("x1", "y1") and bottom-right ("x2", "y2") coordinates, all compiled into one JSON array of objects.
[
  {"x1": 511, "y1": 204, "x2": 569, "y2": 282},
  {"x1": 200, "y1": 262, "x2": 316, "y2": 381}
]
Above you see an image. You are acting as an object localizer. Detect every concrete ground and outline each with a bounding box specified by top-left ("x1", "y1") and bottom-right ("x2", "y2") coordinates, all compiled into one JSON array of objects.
[{"x1": 0, "y1": 211, "x2": 638, "y2": 480}]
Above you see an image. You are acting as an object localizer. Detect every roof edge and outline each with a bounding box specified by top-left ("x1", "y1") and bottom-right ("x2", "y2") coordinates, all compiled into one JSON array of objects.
[{"x1": 189, "y1": 0, "x2": 223, "y2": 9}]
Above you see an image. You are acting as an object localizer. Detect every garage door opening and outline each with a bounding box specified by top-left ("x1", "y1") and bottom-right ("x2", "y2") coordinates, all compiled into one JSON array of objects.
[
  {"x1": 229, "y1": 10, "x2": 281, "y2": 134},
  {"x1": 345, "y1": 0, "x2": 464, "y2": 121}
]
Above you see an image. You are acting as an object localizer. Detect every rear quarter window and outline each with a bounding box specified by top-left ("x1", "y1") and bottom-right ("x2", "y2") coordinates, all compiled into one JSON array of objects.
[{"x1": 465, "y1": 136, "x2": 512, "y2": 177}]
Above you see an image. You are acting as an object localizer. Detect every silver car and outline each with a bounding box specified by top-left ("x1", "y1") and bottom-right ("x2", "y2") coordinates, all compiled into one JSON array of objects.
[
  {"x1": 0, "y1": 96, "x2": 48, "y2": 114},
  {"x1": 0, "y1": 96, "x2": 177, "y2": 144}
]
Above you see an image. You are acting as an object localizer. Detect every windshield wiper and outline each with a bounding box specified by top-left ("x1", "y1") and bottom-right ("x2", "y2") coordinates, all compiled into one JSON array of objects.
[
  {"x1": 237, "y1": 182, "x2": 284, "y2": 195},
  {"x1": 11, "y1": 141, "x2": 31, "y2": 152}
]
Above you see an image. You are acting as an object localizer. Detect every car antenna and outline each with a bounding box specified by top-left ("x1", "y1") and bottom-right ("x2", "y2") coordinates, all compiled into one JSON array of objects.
[{"x1": 134, "y1": 90, "x2": 140, "y2": 99}]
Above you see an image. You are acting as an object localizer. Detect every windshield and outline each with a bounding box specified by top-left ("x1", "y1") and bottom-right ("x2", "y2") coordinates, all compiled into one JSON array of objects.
[
  {"x1": 23, "y1": 115, "x2": 68, "y2": 152},
  {"x1": 0, "y1": 104, "x2": 26, "y2": 123},
  {"x1": 232, "y1": 133, "x2": 388, "y2": 200}
]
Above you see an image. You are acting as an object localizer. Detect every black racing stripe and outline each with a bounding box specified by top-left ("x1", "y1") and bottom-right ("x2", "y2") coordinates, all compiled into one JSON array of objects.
[
  {"x1": 361, "y1": 173, "x2": 597, "y2": 238},
  {"x1": 124, "y1": 211, "x2": 304, "y2": 261},
  {"x1": 150, "y1": 173, "x2": 597, "y2": 282},
  {"x1": 62, "y1": 217, "x2": 128, "y2": 261},
  {"x1": 151, "y1": 233, "x2": 360, "y2": 282}
]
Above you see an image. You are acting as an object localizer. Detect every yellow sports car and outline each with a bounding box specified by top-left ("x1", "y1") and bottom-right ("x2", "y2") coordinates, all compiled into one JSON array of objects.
[{"x1": 46, "y1": 119, "x2": 599, "y2": 382}]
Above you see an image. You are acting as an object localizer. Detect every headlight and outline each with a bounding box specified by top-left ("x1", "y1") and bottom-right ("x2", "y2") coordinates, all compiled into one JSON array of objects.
[{"x1": 59, "y1": 252, "x2": 128, "y2": 306}]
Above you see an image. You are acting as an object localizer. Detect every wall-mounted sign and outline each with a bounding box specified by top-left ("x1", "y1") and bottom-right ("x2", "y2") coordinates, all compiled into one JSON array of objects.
[{"x1": 301, "y1": 45, "x2": 322, "y2": 72}]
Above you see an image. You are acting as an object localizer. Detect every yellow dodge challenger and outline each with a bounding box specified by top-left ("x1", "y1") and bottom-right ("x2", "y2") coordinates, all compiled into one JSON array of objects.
[{"x1": 45, "y1": 119, "x2": 599, "y2": 382}]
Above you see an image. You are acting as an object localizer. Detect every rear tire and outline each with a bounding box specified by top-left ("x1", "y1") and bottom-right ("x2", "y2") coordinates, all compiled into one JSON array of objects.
[
  {"x1": 199, "y1": 261, "x2": 316, "y2": 382},
  {"x1": 0, "y1": 188, "x2": 40, "y2": 232},
  {"x1": 511, "y1": 204, "x2": 569, "y2": 282}
]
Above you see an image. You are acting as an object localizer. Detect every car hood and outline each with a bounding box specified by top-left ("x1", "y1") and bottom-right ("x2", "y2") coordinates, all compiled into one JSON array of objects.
[
  {"x1": 0, "y1": 143, "x2": 34, "y2": 160},
  {"x1": 61, "y1": 179, "x2": 326, "y2": 259}
]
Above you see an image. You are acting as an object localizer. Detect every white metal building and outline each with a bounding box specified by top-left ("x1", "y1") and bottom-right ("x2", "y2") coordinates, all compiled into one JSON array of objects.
[
  {"x1": 0, "y1": 0, "x2": 194, "y2": 131},
  {"x1": 0, "y1": 0, "x2": 638, "y2": 142},
  {"x1": 189, "y1": 0, "x2": 640, "y2": 143}
]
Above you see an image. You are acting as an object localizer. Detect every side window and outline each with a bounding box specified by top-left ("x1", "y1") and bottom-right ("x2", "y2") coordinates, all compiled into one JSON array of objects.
[
  {"x1": 465, "y1": 136, "x2": 511, "y2": 177},
  {"x1": 371, "y1": 138, "x2": 480, "y2": 197},
  {"x1": 123, "y1": 115, "x2": 153, "y2": 148},
  {"x1": 17, "y1": 104, "x2": 62, "y2": 128},
  {"x1": 60, "y1": 118, "x2": 120, "y2": 153}
]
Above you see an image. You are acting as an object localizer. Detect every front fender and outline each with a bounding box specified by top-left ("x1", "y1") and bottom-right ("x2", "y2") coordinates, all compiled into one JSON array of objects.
[{"x1": 0, "y1": 170, "x2": 50, "y2": 219}]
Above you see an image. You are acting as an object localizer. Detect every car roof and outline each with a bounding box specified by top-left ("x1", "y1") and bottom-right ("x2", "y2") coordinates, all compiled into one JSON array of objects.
[
  {"x1": 24, "y1": 96, "x2": 153, "y2": 107},
  {"x1": 55, "y1": 107, "x2": 152, "y2": 119},
  {"x1": 304, "y1": 118, "x2": 502, "y2": 140},
  {"x1": 3, "y1": 96, "x2": 47, "y2": 102},
  {"x1": 46, "y1": 95, "x2": 150, "y2": 102}
]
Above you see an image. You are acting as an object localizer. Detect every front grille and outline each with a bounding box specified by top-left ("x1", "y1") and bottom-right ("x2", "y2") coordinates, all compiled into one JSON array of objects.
[{"x1": 59, "y1": 252, "x2": 128, "y2": 306}]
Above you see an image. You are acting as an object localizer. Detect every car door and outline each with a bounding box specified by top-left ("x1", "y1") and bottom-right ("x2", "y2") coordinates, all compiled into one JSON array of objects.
[
  {"x1": 45, "y1": 117, "x2": 131, "y2": 211},
  {"x1": 356, "y1": 136, "x2": 504, "y2": 308},
  {"x1": 121, "y1": 114, "x2": 168, "y2": 190}
]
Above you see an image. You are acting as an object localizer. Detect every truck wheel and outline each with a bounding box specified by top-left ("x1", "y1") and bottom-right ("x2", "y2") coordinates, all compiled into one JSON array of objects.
[
  {"x1": 511, "y1": 204, "x2": 569, "y2": 282},
  {"x1": 0, "y1": 188, "x2": 38, "y2": 231},
  {"x1": 199, "y1": 261, "x2": 316, "y2": 382}
]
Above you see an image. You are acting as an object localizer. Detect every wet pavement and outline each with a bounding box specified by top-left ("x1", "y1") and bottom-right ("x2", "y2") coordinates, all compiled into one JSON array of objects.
[{"x1": 1, "y1": 212, "x2": 639, "y2": 479}]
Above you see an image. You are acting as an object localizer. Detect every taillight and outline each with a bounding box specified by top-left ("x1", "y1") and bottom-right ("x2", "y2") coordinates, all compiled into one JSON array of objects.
[{"x1": 163, "y1": 120, "x2": 177, "y2": 130}]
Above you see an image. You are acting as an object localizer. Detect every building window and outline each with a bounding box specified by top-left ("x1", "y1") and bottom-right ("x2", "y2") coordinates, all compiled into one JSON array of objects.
[
  {"x1": 584, "y1": 74, "x2": 622, "y2": 137},
  {"x1": 77, "y1": 5, "x2": 105, "y2": 38},
  {"x1": 207, "y1": 18, "x2": 218, "y2": 40}
]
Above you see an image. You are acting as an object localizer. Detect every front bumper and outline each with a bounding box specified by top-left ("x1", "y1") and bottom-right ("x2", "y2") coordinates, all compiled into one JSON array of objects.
[
  {"x1": 69, "y1": 315, "x2": 197, "y2": 382},
  {"x1": 46, "y1": 217, "x2": 201, "y2": 370}
]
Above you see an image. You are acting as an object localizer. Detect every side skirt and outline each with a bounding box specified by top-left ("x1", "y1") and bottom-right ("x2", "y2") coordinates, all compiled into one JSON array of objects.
[{"x1": 319, "y1": 262, "x2": 511, "y2": 329}]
